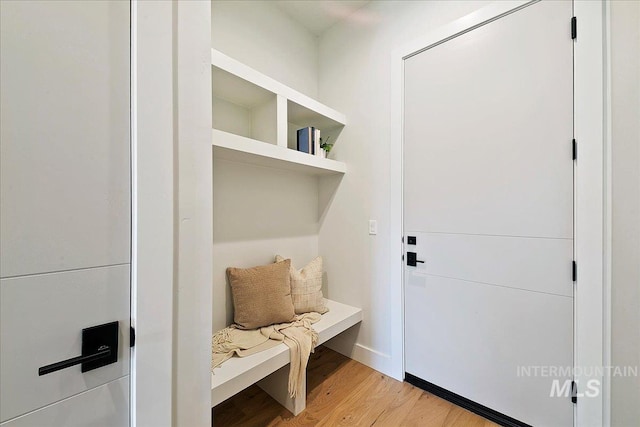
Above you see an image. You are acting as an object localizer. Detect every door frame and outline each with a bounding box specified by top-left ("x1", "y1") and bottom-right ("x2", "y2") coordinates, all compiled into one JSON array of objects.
[
  {"x1": 130, "y1": 1, "x2": 175, "y2": 426},
  {"x1": 389, "y1": 1, "x2": 610, "y2": 425},
  {"x1": 131, "y1": 1, "x2": 213, "y2": 426}
]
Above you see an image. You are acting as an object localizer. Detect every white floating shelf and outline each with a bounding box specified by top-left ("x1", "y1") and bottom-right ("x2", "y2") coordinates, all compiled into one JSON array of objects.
[
  {"x1": 211, "y1": 49, "x2": 347, "y2": 176},
  {"x1": 213, "y1": 129, "x2": 346, "y2": 176}
]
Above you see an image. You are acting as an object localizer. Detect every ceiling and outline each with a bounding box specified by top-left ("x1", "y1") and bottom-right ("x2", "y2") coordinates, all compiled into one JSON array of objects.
[{"x1": 275, "y1": 1, "x2": 371, "y2": 36}]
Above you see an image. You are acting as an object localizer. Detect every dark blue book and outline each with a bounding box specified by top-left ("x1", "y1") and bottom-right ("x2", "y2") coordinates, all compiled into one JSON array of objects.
[{"x1": 297, "y1": 127, "x2": 312, "y2": 154}]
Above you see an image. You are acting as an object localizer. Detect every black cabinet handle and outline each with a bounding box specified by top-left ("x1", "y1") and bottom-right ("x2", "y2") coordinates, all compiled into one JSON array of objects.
[
  {"x1": 38, "y1": 321, "x2": 119, "y2": 376},
  {"x1": 39, "y1": 346, "x2": 111, "y2": 376}
]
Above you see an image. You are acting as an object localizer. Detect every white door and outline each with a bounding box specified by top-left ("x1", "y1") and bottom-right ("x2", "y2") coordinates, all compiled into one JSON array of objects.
[
  {"x1": 1, "y1": 1, "x2": 131, "y2": 425},
  {"x1": 403, "y1": 1, "x2": 573, "y2": 426}
]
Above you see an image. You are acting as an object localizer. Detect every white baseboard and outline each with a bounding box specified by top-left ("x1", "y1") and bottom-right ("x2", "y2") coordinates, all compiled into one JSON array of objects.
[
  {"x1": 350, "y1": 343, "x2": 392, "y2": 376},
  {"x1": 323, "y1": 332, "x2": 394, "y2": 378}
]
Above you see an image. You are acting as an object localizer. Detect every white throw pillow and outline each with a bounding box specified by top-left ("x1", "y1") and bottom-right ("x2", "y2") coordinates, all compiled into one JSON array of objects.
[{"x1": 275, "y1": 255, "x2": 329, "y2": 315}]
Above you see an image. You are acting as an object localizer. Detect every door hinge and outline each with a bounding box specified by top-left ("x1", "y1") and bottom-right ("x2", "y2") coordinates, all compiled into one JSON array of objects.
[
  {"x1": 571, "y1": 380, "x2": 578, "y2": 404},
  {"x1": 571, "y1": 17, "x2": 577, "y2": 40},
  {"x1": 572, "y1": 261, "x2": 577, "y2": 282},
  {"x1": 402, "y1": 254, "x2": 405, "y2": 261},
  {"x1": 402, "y1": 236, "x2": 404, "y2": 243},
  {"x1": 572, "y1": 139, "x2": 577, "y2": 160},
  {"x1": 130, "y1": 326, "x2": 136, "y2": 348}
]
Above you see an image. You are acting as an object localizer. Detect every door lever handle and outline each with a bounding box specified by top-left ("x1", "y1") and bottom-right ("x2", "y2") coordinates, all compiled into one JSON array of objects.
[
  {"x1": 38, "y1": 321, "x2": 119, "y2": 376},
  {"x1": 407, "y1": 252, "x2": 425, "y2": 267},
  {"x1": 39, "y1": 346, "x2": 111, "y2": 376}
]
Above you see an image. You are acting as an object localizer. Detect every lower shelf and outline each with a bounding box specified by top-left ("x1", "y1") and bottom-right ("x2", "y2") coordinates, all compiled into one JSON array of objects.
[
  {"x1": 211, "y1": 299, "x2": 362, "y2": 407},
  {"x1": 212, "y1": 129, "x2": 346, "y2": 176}
]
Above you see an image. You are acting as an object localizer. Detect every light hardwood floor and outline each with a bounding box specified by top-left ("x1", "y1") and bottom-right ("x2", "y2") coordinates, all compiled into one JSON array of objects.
[{"x1": 213, "y1": 346, "x2": 500, "y2": 426}]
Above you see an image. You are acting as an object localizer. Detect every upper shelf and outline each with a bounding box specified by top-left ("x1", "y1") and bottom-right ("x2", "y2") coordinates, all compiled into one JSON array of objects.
[
  {"x1": 212, "y1": 66, "x2": 274, "y2": 110},
  {"x1": 211, "y1": 49, "x2": 347, "y2": 176},
  {"x1": 211, "y1": 49, "x2": 346, "y2": 129},
  {"x1": 213, "y1": 129, "x2": 346, "y2": 176}
]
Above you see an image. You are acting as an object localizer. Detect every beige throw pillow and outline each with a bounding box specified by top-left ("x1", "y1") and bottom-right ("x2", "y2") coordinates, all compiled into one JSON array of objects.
[
  {"x1": 275, "y1": 255, "x2": 329, "y2": 314},
  {"x1": 227, "y1": 259, "x2": 295, "y2": 330}
]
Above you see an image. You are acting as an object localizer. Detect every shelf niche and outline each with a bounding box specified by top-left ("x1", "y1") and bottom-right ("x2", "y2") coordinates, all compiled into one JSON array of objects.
[
  {"x1": 286, "y1": 99, "x2": 345, "y2": 152},
  {"x1": 212, "y1": 66, "x2": 278, "y2": 146},
  {"x1": 211, "y1": 49, "x2": 346, "y2": 176}
]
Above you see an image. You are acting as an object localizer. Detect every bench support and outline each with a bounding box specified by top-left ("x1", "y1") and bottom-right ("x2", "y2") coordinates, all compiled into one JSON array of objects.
[{"x1": 257, "y1": 365, "x2": 306, "y2": 415}]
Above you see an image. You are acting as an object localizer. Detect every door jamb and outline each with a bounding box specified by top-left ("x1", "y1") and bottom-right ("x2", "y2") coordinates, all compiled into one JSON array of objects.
[
  {"x1": 389, "y1": 1, "x2": 609, "y2": 425},
  {"x1": 130, "y1": 1, "x2": 175, "y2": 425}
]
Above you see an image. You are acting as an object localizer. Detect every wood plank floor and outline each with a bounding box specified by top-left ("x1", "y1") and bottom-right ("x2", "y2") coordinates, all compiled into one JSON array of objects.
[{"x1": 213, "y1": 346, "x2": 501, "y2": 427}]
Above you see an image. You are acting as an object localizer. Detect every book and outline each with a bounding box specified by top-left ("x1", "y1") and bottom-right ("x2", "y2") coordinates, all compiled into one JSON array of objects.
[
  {"x1": 296, "y1": 127, "x2": 312, "y2": 154},
  {"x1": 314, "y1": 128, "x2": 321, "y2": 157}
]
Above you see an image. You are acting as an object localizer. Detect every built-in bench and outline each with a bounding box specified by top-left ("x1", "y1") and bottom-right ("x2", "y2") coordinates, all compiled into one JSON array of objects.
[{"x1": 211, "y1": 299, "x2": 362, "y2": 415}]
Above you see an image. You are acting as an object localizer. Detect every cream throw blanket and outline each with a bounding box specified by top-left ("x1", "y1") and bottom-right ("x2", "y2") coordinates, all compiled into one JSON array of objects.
[{"x1": 212, "y1": 312, "x2": 321, "y2": 398}]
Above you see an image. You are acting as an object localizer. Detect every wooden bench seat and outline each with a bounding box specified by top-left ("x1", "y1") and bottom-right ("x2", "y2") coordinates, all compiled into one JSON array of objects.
[{"x1": 211, "y1": 299, "x2": 362, "y2": 414}]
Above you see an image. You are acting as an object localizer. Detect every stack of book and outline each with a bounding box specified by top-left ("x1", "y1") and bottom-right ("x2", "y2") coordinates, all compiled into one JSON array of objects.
[{"x1": 296, "y1": 127, "x2": 325, "y2": 158}]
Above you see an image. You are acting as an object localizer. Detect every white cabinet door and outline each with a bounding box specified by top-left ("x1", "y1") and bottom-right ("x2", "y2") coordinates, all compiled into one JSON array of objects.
[
  {"x1": 0, "y1": 267, "x2": 130, "y2": 422},
  {"x1": 0, "y1": 1, "x2": 131, "y2": 425},
  {"x1": 0, "y1": 0, "x2": 130, "y2": 278},
  {"x1": 1, "y1": 378, "x2": 129, "y2": 427},
  {"x1": 403, "y1": 1, "x2": 574, "y2": 426}
]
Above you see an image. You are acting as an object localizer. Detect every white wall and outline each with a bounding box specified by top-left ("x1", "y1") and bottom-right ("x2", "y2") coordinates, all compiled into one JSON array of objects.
[
  {"x1": 317, "y1": 0, "x2": 485, "y2": 375},
  {"x1": 212, "y1": 160, "x2": 320, "y2": 331},
  {"x1": 210, "y1": 0, "x2": 323, "y2": 333},
  {"x1": 211, "y1": 0, "x2": 319, "y2": 98},
  {"x1": 610, "y1": 1, "x2": 640, "y2": 425}
]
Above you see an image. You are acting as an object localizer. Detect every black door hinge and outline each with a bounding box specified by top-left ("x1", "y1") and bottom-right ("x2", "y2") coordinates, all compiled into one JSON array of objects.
[
  {"x1": 572, "y1": 139, "x2": 577, "y2": 160},
  {"x1": 571, "y1": 17, "x2": 577, "y2": 39},
  {"x1": 571, "y1": 380, "x2": 578, "y2": 404},
  {"x1": 572, "y1": 261, "x2": 577, "y2": 282},
  {"x1": 402, "y1": 236, "x2": 404, "y2": 243},
  {"x1": 130, "y1": 326, "x2": 136, "y2": 348}
]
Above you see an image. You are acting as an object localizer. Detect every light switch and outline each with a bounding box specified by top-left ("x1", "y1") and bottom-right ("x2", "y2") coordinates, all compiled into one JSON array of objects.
[{"x1": 369, "y1": 220, "x2": 377, "y2": 235}]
